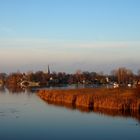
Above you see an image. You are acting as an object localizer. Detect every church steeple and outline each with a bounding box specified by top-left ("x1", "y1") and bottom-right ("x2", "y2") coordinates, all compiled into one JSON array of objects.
[{"x1": 48, "y1": 65, "x2": 50, "y2": 74}]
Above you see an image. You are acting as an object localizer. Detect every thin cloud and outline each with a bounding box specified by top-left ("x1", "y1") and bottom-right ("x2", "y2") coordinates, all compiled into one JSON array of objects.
[
  {"x1": 0, "y1": 38, "x2": 140, "y2": 49},
  {"x1": 0, "y1": 38, "x2": 139, "y2": 73}
]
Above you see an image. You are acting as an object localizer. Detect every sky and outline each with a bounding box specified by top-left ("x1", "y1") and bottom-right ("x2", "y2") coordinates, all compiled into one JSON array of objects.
[{"x1": 0, "y1": 0, "x2": 140, "y2": 74}]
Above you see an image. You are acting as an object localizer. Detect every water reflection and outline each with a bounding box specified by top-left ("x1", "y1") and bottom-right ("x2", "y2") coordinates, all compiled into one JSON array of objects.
[
  {"x1": 0, "y1": 86, "x2": 140, "y2": 140},
  {"x1": 6, "y1": 85, "x2": 30, "y2": 93},
  {"x1": 4, "y1": 84, "x2": 113, "y2": 93},
  {"x1": 1, "y1": 86, "x2": 140, "y2": 123},
  {"x1": 43, "y1": 100, "x2": 140, "y2": 124},
  {"x1": 94, "y1": 108, "x2": 140, "y2": 123}
]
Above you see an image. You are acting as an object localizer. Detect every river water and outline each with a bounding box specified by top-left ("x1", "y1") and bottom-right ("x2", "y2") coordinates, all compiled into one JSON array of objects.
[{"x1": 0, "y1": 87, "x2": 140, "y2": 140}]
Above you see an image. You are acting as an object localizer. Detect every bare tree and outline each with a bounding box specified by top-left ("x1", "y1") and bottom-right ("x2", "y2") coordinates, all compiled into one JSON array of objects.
[{"x1": 115, "y1": 67, "x2": 133, "y2": 86}]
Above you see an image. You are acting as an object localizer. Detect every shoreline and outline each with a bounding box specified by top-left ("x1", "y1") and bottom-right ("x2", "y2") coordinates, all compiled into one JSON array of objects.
[{"x1": 38, "y1": 88, "x2": 140, "y2": 112}]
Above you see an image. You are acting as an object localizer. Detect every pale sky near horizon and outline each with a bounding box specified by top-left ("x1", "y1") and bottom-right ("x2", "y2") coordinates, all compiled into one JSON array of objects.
[{"x1": 0, "y1": 0, "x2": 140, "y2": 74}]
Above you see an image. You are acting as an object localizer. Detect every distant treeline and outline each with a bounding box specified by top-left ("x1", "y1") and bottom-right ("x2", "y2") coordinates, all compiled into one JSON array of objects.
[{"x1": 0, "y1": 67, "x2": 140, "y2": 87}]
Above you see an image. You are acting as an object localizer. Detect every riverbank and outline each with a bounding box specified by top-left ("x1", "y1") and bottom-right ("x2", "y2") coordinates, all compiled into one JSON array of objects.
[{"x1": 38, "y1": 88, "x2": 140, "y2": 112}]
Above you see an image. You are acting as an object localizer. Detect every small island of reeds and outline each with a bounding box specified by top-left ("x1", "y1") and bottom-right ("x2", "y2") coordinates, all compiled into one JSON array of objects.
[{"x1": 38, "y1": 88, "x2": 140, "y2": 112}]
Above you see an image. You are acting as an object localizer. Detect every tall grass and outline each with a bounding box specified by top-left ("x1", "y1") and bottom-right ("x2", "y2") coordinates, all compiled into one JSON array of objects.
[{"x1": 38, "y1": 88, "x2": 140, "y2": 111}]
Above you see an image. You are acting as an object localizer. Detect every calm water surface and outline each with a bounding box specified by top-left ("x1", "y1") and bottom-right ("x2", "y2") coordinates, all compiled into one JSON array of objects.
[{"x1": 0, "y1": 88, "x2": 140, "y2": 140}]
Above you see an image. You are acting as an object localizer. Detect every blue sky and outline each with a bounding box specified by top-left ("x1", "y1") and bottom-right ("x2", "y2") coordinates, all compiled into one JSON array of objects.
[{"x1": 0, "y1": 0, "x2": 140, "y2": 73}]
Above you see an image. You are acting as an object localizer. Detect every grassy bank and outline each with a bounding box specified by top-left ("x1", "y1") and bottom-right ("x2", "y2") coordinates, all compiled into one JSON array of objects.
[{"x1": 38, "y1": 88, "x2": 140, "y2": 112}]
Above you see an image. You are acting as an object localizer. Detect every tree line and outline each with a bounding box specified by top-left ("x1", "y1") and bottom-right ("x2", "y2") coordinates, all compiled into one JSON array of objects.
[{"x1": 0, "y1": 67, "x2": 140, "y2": 88}]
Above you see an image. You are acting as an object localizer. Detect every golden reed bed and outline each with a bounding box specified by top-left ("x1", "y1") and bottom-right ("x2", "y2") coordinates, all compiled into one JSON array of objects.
[{"x1": 38, "y1": 88, "x2": 140, "y2": 112}]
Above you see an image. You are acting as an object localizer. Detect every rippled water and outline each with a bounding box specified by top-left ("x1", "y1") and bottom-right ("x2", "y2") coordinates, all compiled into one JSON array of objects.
[{"x1": 0, "y1": 87, "x2": 140, "y2": 140}]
